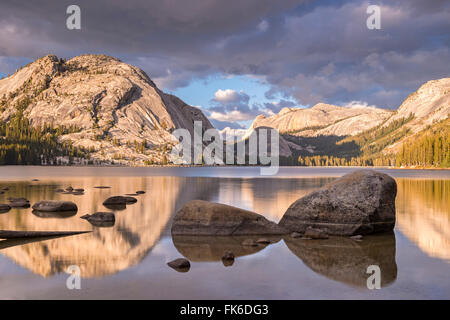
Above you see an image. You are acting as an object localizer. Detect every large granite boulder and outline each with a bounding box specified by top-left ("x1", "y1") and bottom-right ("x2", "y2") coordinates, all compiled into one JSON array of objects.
[
  {"x1": 171, "y1": 200, "x2": 288, "y2": 236},
  {"x1": 279, "y1": 170, "x2": 396, "y2": 236}
]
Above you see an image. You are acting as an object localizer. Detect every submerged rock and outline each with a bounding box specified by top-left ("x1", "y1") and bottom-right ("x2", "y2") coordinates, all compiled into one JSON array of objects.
[
  {"x1": 279, "y1": 170, "x2": 397, "y2": 236},
  {"x1": 32, "y1": 200, "x2": 78, "y2": 212},
  {"x1": 136, "y1": 191, "x2": 146, "y2": 194},
  {"x1": 171, "y1": 200, "x2": 288, "y2": 236},
  {"x1": 167, "y1": 258, "x2": 191, "y2": 272},
  {"x1": 81, "y1": 212, "x2": 115, "y2": 227}
]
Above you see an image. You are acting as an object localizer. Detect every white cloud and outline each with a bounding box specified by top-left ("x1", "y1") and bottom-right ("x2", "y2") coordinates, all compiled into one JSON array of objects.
[
  {"x1": 214, "y1": 89, "x2": 241, "y2": 102},
  {"x1": 210, "y1": 110, "x2": 255, "y2": 122},
  {"x1": 342, "y1": 101, "x2": 378, "y2": 109}
]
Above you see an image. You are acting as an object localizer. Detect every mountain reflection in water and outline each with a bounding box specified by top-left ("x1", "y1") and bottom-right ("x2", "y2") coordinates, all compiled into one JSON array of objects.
[
  {"x1": 0, "y1": 174, "x2": 448, "y2": 286},
  {"x1": 396, "y1": 179, "x2": 450, "y2": 262}
]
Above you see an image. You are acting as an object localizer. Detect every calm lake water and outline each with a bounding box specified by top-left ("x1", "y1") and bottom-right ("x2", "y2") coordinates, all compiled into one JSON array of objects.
[{"x1": 0, "y1": 166, "x2": 449, "y2": 299}]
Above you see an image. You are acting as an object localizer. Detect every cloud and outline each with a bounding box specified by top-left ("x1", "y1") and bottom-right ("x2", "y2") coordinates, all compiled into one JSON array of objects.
[
  {"x1": 342, "y1": 101, "x2": 378, "y2": 109},
  {"x1": 210, "y1": 110, "x2": 255, "y2": 122},
  {"x1": 205, "y1": 88, "x2": 259, "y2": 123},
  {"x1": 0, "y1": 0, "x2": 449, "y2": 110},
  {"x1": 213, "y1": 89, "x2": 248, "y2": 103},
  {"x1": 210, "y1": 119, "x2": 246, "y2": 130},
  {"x1": 263, "y1": 99, "x2": 297, "y2": 114}
]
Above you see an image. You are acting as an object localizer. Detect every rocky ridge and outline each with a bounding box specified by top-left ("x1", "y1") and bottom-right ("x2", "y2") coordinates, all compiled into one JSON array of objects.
[{"x1": 0, "y1": 54, "x2": 213, "y2": 165}]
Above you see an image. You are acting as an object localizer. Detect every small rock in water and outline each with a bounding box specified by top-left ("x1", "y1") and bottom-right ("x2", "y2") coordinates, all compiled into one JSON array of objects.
[
  {"x1": 242, "y1": 239, "x2": 258, "y2": 247},
  {"x1": 256, "y1": 238, "x2": 271, "y2": 244},
  {"x1": 32, "y1": 200, "x2": 78, "y2": 212},
  {"x1": 167, "y1": 258, "x2": 191, "y2": 272},
  {"x1": 222, "y1": 251, "x2": 235, "y2": 261},
  {"x1": 103, "y1": 196, "x2": 137, "y2": 206},
  {"x1": 81, "y1": 212, "x2": 115, "y2": 222},
  {"x1": 55, "y1": 188, "x2": 65, "y2": 193},
  {"x1": 290, "y1": 232, "x2": 303, "y2": 238},
  {"x1": 31, "y1": 179, "x2": 39, "y2": 181},
  {"x1": 8, "y1": 198, "x2": 31, "y2": 208},
  {"x1": 136, "y1": 191, "x2": 146, "y2": 194},
  {"x1": 74, "y1": 188, "x2": 84, "y2": 192},
  {"x1": 222, "y1": 252, "x2": 235, "y2": 267},
  {"x1": 66, "y1": 186, "x2": 74, "y2": 192},
  {"x1": 0, "y1": 204, "x2": 11, "y2": 213},
  {"x1": 94, "y1": 186, "x2": 111, "y2": 189},
  {"x1": 350, "y1": 235, "x2": 364, "y2": 241},
  {"x1": 304, "y1": 227, "x2": 329, "y2": 240},
  {"x1": 81, "y1": 212, "x2": 115, "y2": 227}
]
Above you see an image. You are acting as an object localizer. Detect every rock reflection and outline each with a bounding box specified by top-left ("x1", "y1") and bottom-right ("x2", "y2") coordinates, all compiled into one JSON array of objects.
[
  {"x1": 32, "y1": 210, "x2": 77, "y2": 219},
  {"x1": 284, "y1": 233, "x2": 397, "y2": 288},
  {"x1": 172, "y1": 235, "x2": 281, "y2": 262},
  {"x1": 396, "y1": 179, "x2": 450, "y2": 262}
]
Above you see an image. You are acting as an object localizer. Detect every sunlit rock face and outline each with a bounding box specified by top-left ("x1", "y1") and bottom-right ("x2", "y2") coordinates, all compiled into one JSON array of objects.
[
  {"x1": 386, "y1": 78, "x2": 450, "y2": 133},
  {"x1": 0, "y1": 54, "x2": 214, "y2": 164},
  {"x1": 0, "y1": 177, "x2": 218, "y2": 277},
  {"x1": 284, "y1": 233, "x2": 397, "y2": 288},
  {"x1": 396, "y1": 179, "x2": 450, "y2": 262},
  {"x1": 250, "y1": 103, "x2": 393, "y2": 137}
]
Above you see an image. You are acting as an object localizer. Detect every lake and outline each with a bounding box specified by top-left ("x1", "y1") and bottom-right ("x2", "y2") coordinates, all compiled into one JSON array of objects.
[{"x1": 0, "y1": 166, "x2": 449, "y2": 299}]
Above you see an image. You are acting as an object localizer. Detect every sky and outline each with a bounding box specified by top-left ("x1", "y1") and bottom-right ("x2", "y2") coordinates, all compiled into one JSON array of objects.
[{"x1": 1, "y1": 0, "x2": 449, "y2": 129}]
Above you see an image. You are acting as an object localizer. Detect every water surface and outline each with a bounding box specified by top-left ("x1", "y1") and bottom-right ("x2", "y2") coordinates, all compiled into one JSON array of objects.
[{"x1": 0, "y1": 166, "x2": 449, "y2": 299}]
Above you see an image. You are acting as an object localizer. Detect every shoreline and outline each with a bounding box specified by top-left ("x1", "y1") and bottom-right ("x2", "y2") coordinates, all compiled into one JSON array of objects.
[{"x1": 0, "y1": 164, "x2": 448, "y2": 170}]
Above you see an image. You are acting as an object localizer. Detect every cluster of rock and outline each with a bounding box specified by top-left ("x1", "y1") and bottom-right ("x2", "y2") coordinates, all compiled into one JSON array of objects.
[
  {"x1": 56, "y1": 186, "x2": 85, "y2": 195},
  {"x1": 0, "y1": 184, "x2": 144, "y2": 238},
  {"x1": 168, "y1": 170, "x2": 397, "y2": 272}
]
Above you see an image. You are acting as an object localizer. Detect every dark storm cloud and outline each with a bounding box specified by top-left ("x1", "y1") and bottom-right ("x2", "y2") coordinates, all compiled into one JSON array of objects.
[
  {"x1": 1, "y1": 0, "x2": 449, "y2": 109},
  {"x1": 263, "y1": 99, "x2": 297, "y2": 114}
]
